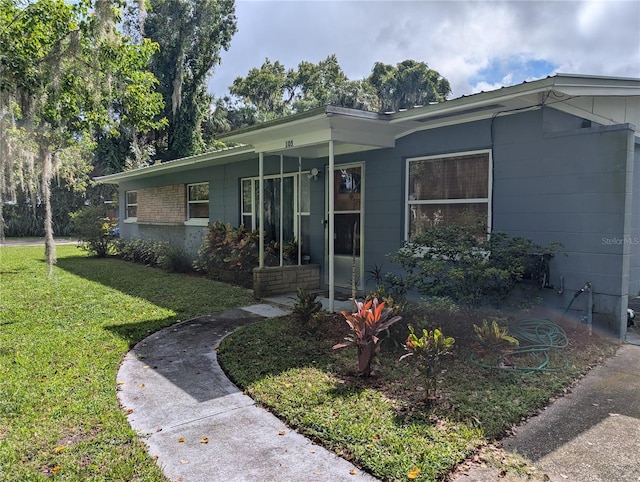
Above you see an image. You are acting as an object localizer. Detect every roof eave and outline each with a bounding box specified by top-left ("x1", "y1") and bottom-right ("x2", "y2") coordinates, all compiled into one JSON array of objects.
[{"x1": 94, "y1": 145, "x2": 256, "y2": 184}]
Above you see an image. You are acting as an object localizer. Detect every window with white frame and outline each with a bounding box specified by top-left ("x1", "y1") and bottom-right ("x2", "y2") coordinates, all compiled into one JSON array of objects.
[
  {"x1": 187, "y1": 183, "x2": 209, "y2": 220},
  {"x1": 125, "y1": 191, "x2": 137, "y2": 220},
  {"x1": 406, "y1": 151, "x2": 491, "y2": 240},
  {"x1": 241, "y1": 173, "x2": 311, "y2": 255}
]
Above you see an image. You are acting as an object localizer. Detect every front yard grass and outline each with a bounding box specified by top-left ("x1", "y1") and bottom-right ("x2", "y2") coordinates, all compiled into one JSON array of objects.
[
  {"x1": 0, "y1": 245, "x2": 254, "y2": 481},
  {"x1": 218, "y1": 306, "x2": 617, "y2": 481}
]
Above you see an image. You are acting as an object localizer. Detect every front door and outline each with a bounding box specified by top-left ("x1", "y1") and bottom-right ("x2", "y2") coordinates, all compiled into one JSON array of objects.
[{"x1": 327, "y1": 164, "x2": 364, "y2": 290}]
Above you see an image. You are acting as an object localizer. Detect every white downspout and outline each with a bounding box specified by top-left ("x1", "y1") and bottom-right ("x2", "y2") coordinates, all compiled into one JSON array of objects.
[
  {"x1": 328, "y1": 140, "x2": 335, "y2": 312},
  {"x1": 279, "y1": 154, "x2": 284, "y2": 266},
  {"x1": 259, "y1": 152, "x2": 264, "y2": 268}
]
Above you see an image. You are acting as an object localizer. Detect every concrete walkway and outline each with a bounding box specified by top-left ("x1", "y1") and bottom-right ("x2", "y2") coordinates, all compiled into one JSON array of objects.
[{"x1": 116, "y1": 304, "x2": 377, "y2": 482}]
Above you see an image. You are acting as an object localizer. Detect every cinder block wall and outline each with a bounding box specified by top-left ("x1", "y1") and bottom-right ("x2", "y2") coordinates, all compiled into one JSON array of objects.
[
  {"x1": 253, "y1": 264, "x2": 320, "y2": 298},
  {"x1": 137, "y1": 185, "x2": 186, "y2": 224}
]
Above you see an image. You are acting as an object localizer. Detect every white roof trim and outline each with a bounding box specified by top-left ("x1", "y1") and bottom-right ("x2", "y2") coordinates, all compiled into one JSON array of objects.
[{"x1": 95, "y1": 145, "x2": 256, "y2": 184}]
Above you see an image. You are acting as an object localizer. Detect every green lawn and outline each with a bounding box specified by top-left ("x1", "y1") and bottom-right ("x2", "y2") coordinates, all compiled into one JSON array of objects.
[{"x1": 0, "y1": 245, "x2": 254, "y2": 481}]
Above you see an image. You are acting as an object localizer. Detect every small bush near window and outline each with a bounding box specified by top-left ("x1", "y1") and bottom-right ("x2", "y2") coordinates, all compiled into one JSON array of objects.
[
  {"x1": 193, "y1": 221, "x2": 259, "y2": 286},
  {"x1": 70, "y1": 205, "x2": 118, "y2": 257},
  {"x1": 158, "y1": 245, "x2": 193, "y2": 273},
  {"x1": 390, "y1": 221, "x2": 559, "y2": 310},
  {"x1": 366, "y1": 264, "x2": 409, "y2": 316}
]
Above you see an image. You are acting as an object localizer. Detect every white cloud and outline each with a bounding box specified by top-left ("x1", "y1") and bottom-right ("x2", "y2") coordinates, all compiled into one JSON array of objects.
[{"x1": 209, "y1": 0, "x2": 640, "y2": 100}]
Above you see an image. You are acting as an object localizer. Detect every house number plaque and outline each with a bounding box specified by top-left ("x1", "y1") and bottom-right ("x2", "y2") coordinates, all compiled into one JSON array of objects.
[{"x1": 285, "y1": 140, "x2": 294, "y2": 148}]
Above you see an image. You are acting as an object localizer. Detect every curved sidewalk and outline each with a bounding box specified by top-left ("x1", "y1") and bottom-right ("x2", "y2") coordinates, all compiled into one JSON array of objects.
[{"x1": 117, "y1": 304, "x2": 378, "y2": 482}]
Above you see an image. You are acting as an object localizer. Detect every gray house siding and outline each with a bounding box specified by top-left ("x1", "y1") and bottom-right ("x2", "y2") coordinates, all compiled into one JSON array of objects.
[
  {"x1": 118, "y1": 155, "x2": 325, "y2": 259},
  {"x1": 332, "y1": 108, "x2": 636, "y2": 335},
  {"x1": 491, "y1": 107, "x2": 636, "y2": 334},
  {"x1": 326, "y1": 119, "x2": 493, "y2": 292}
]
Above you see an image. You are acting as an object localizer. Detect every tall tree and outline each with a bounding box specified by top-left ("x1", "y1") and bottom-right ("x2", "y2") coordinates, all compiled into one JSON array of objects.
[
  {"x1": 144, "y1": 0, "x2": 236, "y2": 160},
  {"x1": 368, "y1": 60, "x2": 451, "y2": 112},
  {"x1": 225, "y1": 56, "x2": 451, "y2": 126},
  {"x1": 290, "y1": 54, "x2": 349, "y2": 112},
  {"x1": 0, "y1": 0, "x2": 165, "y2": 269},
  {"x1": 226, "y1": 55, "x2": 369, "y2": 128},
  {"x1": 229, "y1": 58, "x2": 293, "y2": 119}
]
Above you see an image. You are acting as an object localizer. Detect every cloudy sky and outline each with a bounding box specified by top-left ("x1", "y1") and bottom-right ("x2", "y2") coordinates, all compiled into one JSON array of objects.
[{"x1": 207, "y1": 0, "x2": 640, "y2": 100}]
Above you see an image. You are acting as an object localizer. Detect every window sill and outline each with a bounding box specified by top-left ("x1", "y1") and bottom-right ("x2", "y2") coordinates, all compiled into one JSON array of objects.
[
  {"x1": 184, "y1": 218, "x2": 209, "y2": 227},
  {"x1": 123, "y1": 218, "x2": 137, "y2": 223}
]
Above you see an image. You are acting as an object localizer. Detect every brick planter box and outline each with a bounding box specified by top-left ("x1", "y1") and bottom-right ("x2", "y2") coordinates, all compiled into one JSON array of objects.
[{"x1": 253, "y1": 264, "x2": 320, "y2": 298}]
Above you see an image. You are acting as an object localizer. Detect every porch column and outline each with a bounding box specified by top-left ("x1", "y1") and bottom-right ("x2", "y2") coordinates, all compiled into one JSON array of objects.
[
  {"x1": 328, "y1": 140, "x2": 335, "y2": 312},
  {"x1": 259, "y1": 152, "x2": 264, "y2": 268},
  {"x1": 298, "y1": 156, "x2": 302, "y2": 265},
  {"x1": 279, "y1": 155, "x2": 284, "y2": 266}
]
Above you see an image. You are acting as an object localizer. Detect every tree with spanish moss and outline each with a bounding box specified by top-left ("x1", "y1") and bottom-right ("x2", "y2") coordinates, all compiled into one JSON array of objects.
[
  {"x1": 144, "y1": 0, "x2": 237, "y2": 160},
  {"x1": 0, "y1": 0, "x2": 165, "y2": 270}
]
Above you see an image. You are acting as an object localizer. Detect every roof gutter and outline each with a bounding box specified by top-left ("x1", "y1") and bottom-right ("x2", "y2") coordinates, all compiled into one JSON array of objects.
[{"x1": 94, "y1": 145, "x2": 256, "y2": 184}]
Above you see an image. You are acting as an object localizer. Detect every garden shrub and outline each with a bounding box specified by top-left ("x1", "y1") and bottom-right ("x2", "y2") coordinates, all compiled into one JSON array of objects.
[
  {"x1": 114, "y1": 238, "x2": 192, "y2": 272},
  {"x1": 390, "y1": 221, "x2": 559, "y2": 310},
  {"x1": 69, "y1": 204, "x2": 118, "y2": 257},
  {"x1": 193, "y1": 221, "x2": 259, "y2": 286},
  {"x1": 400, "y1": 325, "x2": 455, "y2": 400},
  {"x1": 365, "y1": 265, "x2": 409, "y2": 315},
  {"x1": 333, "y1": 298, "x2": 402, "y2": 377},
  {"x1": 158, "y1": 244, "x2": 193, "y2": 273}
]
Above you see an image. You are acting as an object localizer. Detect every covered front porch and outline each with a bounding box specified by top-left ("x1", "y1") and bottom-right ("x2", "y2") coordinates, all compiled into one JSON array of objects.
[{"x1": 218, "y1": 105, "x2": 411, "y2": 310}]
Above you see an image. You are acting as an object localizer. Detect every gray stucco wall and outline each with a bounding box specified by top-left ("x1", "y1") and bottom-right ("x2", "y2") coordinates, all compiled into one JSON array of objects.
[
  {"x1": 490, "y1": 108, "x2": 635, "y2": 335},
  {"x1": 628, "y1": 139, "x2": 640, "y2": 299},
  {"x1": 334, "y1": 108, "x2": 636, "y2": 337}
]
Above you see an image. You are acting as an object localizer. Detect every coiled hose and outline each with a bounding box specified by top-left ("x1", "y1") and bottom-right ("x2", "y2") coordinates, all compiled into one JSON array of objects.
[{"x1": 469, "y1": 318, "x2": 569, "y2": 372}]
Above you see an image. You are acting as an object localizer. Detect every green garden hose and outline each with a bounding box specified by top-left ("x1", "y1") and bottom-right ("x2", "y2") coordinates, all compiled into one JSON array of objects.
[{"x1": 469, "y1": 318, "x2": 569, "y2": 372}]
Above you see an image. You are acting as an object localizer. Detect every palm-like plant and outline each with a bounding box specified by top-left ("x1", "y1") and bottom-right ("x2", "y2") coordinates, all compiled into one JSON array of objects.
[
  {"x1": 473, "y1": 318, "x2": 520, "y2": 367},
  {"x1": 332, "y1": 298, "x2": 402, "y2": 377}
]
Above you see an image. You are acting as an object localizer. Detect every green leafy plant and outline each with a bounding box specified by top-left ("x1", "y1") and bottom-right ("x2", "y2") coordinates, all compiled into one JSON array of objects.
[
  {"x1": 473, "y1": 318, "x2": 520, "y2": 366},
  {"x1": 282, "y1": 238, "x2": 299, "y2": 264},
  {"x1": 193, "y1": 221, "x2": 259, "y2": 284},
  {"x1": 332, "y1": 298, "x2": 402, "y2": 377},
  {"x1": 114, "y1": 238, "x2": 193, "y2": 272},
  {"x1": 390, "y1": 220, "x2": 559, "y2": 310},
  {"x1": 400, "y1": 325, "x2": 455, "y2": 400},
  {"x1": 69, "y1": 204, "x2": 118, "y2": 257},
  {"x1": 366, "y1": 264, "x2": 408, "y2": 315},
  {"x1": 292, "y1": 287, "x2": 323, "y2": 327}
]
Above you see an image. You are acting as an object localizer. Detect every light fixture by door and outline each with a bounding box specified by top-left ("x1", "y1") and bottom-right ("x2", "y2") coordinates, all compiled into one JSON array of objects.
[{"x1": 309, "y1": 167, "x2": 320, "y2": 180}]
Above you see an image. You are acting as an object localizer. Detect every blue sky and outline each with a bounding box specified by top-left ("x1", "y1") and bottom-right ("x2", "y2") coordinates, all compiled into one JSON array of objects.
[{"x1": 208, "y1": 0, "x2": 640, "y2": 100}]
